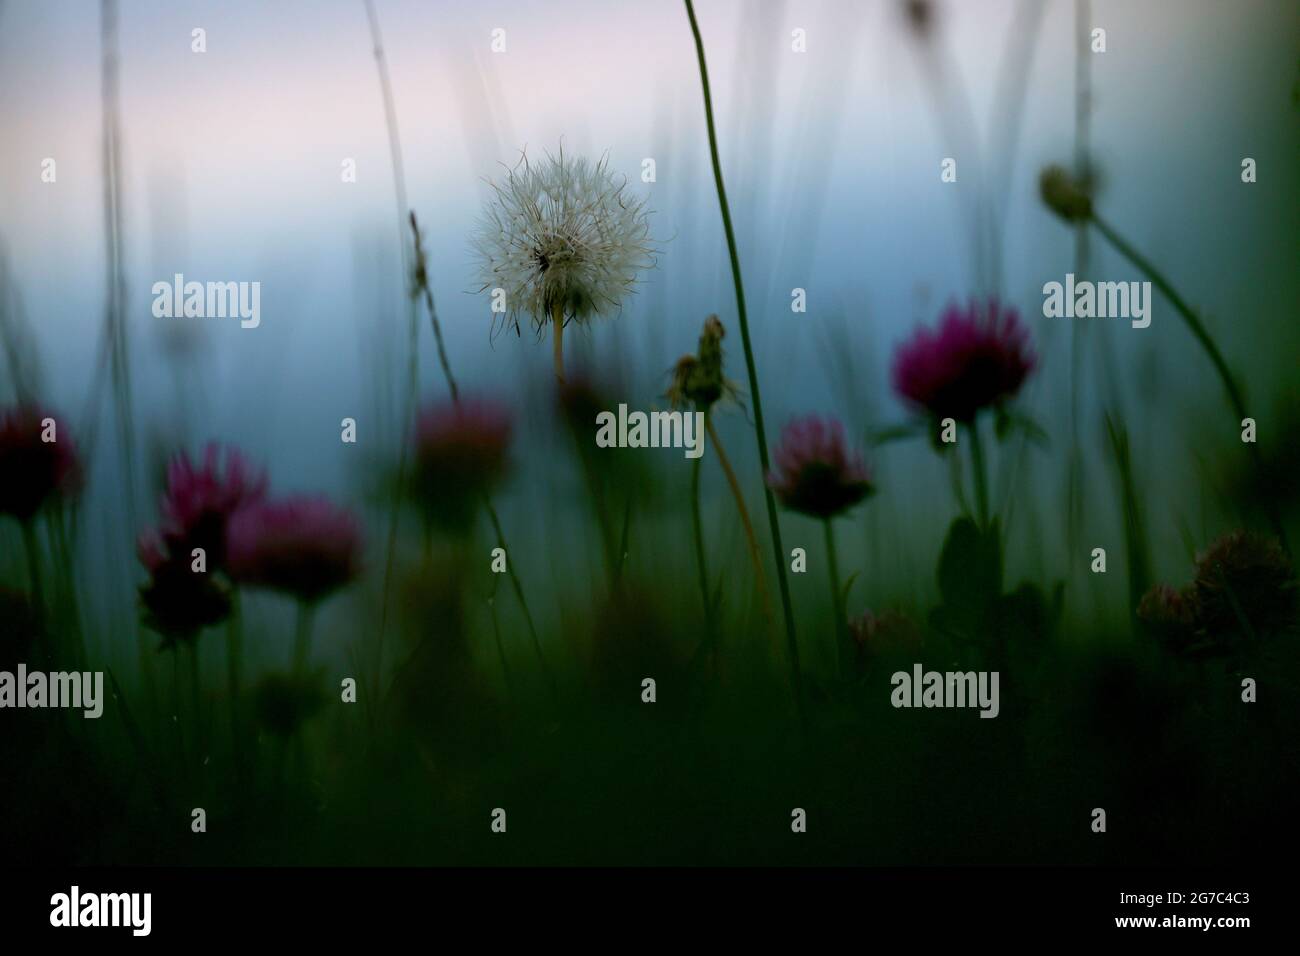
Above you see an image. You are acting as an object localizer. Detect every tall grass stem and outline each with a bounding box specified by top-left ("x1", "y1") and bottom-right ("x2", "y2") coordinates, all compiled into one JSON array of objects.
[{"x1": 683, "y1": 0, "x2": 803, "y2": 724}]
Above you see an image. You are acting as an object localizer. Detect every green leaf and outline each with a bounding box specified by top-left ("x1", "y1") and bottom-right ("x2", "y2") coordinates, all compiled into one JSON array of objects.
[
  {"x1": 995, "y1": 408, "x2": 1050, "y2": 446},
  {"x1": 841, "y1": 571, "x2": 861, "y2": 608},
  {"x1": 935, "y1": 516, "x2": 1002, "y2": 630}
]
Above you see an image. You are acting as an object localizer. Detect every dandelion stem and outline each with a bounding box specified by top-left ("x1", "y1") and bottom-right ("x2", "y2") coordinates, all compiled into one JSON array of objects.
[
  {"x1": 968, "y1": 418, "x2": 990, "y2": 529},
  {"x1": 551, "y1": 302, "x2": 565, "y2": 384},
  {"x1": 689, "y1": 449, "x2": 716, "y2": 659},
  {"x1": 823, "y1": 519, "x2": 848, "y2": 679},
  {"x1": 1091, "y1": 213, "x2": 1287, "y2": 552},
  {"x1": 683, "y1": 0, "x2": 803, "y2": 724},
  {"x1": 705, "y1": 413, "x2": 771, "y2": 620}
]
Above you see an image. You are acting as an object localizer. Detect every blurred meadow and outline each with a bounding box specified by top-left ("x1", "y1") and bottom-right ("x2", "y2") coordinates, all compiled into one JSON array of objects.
[{"x1": 1, "y1": 0, "x2": 1298, "y2": 865}]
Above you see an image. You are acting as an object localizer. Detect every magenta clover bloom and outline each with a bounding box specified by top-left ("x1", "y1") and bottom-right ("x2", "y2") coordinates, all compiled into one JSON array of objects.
[
  {"x1": 0, "y1": 406, "x2": 80, "y2": 521},
  {"x1": 767, "y1": 415, "x2": 874, "y2": 519},
  {"x1": 891, "y1": 300, "x2": 1036, "y2": 423},
  {"x1": 227, "y1": 496, "x2": 363, "y2": 604}
]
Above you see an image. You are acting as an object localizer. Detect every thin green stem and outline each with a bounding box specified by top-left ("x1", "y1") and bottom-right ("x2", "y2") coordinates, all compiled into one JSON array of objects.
[
  {"x1": 1092, "y1": 213, "x2": 1287, "y2": 552},
  {"x1": 968, "y1": 418, "x2": 990, "y2": 529},
  {"x1": 410, "y1": 211, "x2": 459, "y2": 403},
  {"x1": 226, "y1": 592, "x2": 244, "y2": 776},
  {"x1": 823, "y1": 519, "x2": 848, "y2": 679},
  {"x1": 364, "y1": 0, "x2": 419, "y2": 734},
  {"x1": 187, "y1": 641, "x2": 204, "y2": 760},
  {"x1": 1092, "y1": 215, "x2": 1246, "y2": 422},
  {"x1": 690, "y1": 451, "x2": 716, "y2": 659},
  {"x1": 487, "y1": 593, "x2": 517, "y2": 701},
  {"x1": 683, "y1": 0, "x2": 802, "y2": 724},
  {"x1": 409, "y1": 208, "x2": 552, "y2": 705},
  {"x1": 485, "y1": 498, "x2": 556, "y2": 706},
  {"x1": 293, "y1": 601, "x2": 317, "y2": 677},
  {"x1": 20, "y1": 519, "x2": 45, "y2": 634}
]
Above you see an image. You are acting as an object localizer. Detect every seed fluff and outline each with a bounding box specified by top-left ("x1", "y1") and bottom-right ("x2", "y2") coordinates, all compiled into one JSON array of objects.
[{"x1": 472, "y1": 147, "x2": 656, "y2": 343}]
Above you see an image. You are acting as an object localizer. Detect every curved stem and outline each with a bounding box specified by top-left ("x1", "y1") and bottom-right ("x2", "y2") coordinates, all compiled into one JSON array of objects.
[
  {"x1": 187, "y1": 641, "x2": 204, "y2": 759},
  {"x1": 823, "y1": 519, "x2": 848, "y2": 679},
  {"x1": 1093, "y1": 214, "x2": 1246, "y2": 422},
  {"x1": 1092, "y1": 212, "x2": 1287, "y2": 552},
  {"x1": 226, "y1": 592, "x2": 244, "y2": 776},
  {"x1": 485, "y1": 497, "x2": 556, "y2": 706},
  {"x1": 690, "y1": 450, "x2": 716, "y2": 659},
  {"x1": 683, "y1": 0, "x2": 803, "y2": 725},
  {"x1": 20, "y1": 519, "x2": 45, "y2": 632},
  {"x1": 968, "y1": 418, "x2": 990, "y2": 529},
  {"x1": 410, "y1": 212, "x2": 459, "y2": 403},
  {"x1": 706, "y1": 414, "x2": 771, "y2": 620}
]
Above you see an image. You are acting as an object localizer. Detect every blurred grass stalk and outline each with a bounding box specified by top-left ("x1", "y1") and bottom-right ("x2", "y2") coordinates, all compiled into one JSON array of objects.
[
  {"x1": 409, "y1": 211, "x2": 554, "y2": 702},
  {"x1": 363, "y1": 0, "x2": 417, "y2": 716},
  {"x1": 1089, "y1": 212, "x2": 1289, "y2": 554},
  {"x1": 683, "y1": 0, "x2": 803, "y2": 723},
  {"x1": 97, "y1": 0, "x2": 153, "y2": 709}
]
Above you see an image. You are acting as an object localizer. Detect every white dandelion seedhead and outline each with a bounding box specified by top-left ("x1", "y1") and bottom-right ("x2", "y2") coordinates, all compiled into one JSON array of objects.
[{"x1": 472, "y1": 147, "x2": 656, "y2": 337}]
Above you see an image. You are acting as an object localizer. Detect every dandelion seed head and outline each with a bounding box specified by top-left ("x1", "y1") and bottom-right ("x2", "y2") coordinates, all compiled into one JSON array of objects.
[{"x1": 472, "y1": 148, "x2": 655, "y2": 337}]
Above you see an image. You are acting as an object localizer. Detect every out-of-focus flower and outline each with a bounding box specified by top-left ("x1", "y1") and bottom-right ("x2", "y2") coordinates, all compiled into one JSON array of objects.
[
  {"x1": 227, "y1": 497, "x2": 363, "y2": 604},
  {"x1": 137, "y1": 531, "x2": 232, "y2": 646},
  {"x1": 557, "y1": 372, "x2": 609, "y2": 436},
  {"x1": 1140, "y1": 531, "x2": 1296, "y2": 659},
  {"x1": 1137, "y1": 584, "x2": 1199, "y2": 654},
  {"x1": 849, "y1": 608, "x2": 923, "y2": 661},
  {"x1": 154, "y1": 444, "x2": 267, "y2": 566},
  {"x1": 472, "y1": 148, "x2": 655, "y2": 337},
  {"x1": 0, "y1": 406, "x2": 80, "y2": 521},
  {"x1": 891, "y1": 300, "x2": 1036, "y2": 423},
  {"x1": 1193, "y1": 531, "x2": 1296, "y2": 643},
  {"x1": 411, "y1": 398, "x2": 512, "y2": 533},
  {"x1": 1039, "y1": 165, "x2": 1094, "y2": 223},
  {"x1": 768, "y1": 415, "x2": 874, "y2": 519}
]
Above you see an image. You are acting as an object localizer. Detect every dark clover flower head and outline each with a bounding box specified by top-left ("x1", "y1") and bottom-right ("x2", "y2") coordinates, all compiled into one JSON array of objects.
[
  {"x1": 1137, "y1": 584, "x2": 1200, "y2": 656},
  {"x1": 768, "y1": 415, "x2": 874, "y2": 519},
  {"x1": 848, "y1": 608, "x2": 922, "y2": 665},
  {"x1": 0, "y1": 406, "x2": 80, "y2": 521},
  {"x1": 411, "y1": 398, "x2": 513, "y2": 532},
  {"x1": 226, "y1": 496, "x2": 363, "y2": 604},
  {"x1": 1192, "y1": 531, "x2": 1296, "y2": 644},
  {"x1": 891, "y1": 299, "x2": 1036, "y2": 423},
  {"x1": 137, "y1": 532, "x2": 232, "y2": 647},
  {"x1": 155, "y1": 444, "x2": 268, "y2": 568},
  {"x1": 1140, "y1": 531, "x2": 1295, "y2": 660}
]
